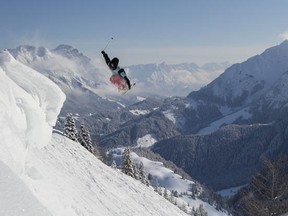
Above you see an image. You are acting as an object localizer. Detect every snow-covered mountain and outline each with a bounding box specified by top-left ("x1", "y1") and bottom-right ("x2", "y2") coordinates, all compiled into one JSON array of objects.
[
  {"x1": 0, "y1": 50, "x2": 194, "y2": 215},
  {"x1": 7, "y1": 45, "x2": 230, "y2": 117},
  {"x1": 8, "y1": 45, "x2": 123, "y2": 116},
  {"x1": 158, "y1": 40, "x2": 288, "y2": 134},
  {"x1": 127, "y1": 61, "x2": 230, "y2": 97},
  {"x1": 95, "y1": 41, "x2": 288, "y2": 191},
  {"x1": 149, "y1": 41, "x2": 288, "y2": 189}
]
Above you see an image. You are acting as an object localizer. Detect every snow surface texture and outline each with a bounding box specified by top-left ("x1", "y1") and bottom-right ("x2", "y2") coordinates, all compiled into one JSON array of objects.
[
  {"x1": 136, "y1": 134, "x2": 158, "y2": 148},
  {"x1": 0, "y1": 161, "x2": 51, "y2": 216},
  {"x1": 24, "y1": 133, "x2": 189, "y2": 216},
  {"x1": 203, "y1": 41, "x2": 288, "y2": 106},
  {"x1": 0, "y1": 50, "x2": 188, "y2": 215},
  {"x1": 0, "y1": 50, "x2": 65, "y2": 173},
  {"x1": 197, "y1": 107, "x2": 251, "y2": 135},
  {"x1": 110, "y1": 148, "x2": 228, "y2": 216}
]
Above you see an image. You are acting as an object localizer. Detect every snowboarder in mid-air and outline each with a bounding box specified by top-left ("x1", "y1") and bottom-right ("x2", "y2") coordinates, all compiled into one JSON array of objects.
[{"x1": 101, "y1": 50, "x2": 131, "y2": 90}]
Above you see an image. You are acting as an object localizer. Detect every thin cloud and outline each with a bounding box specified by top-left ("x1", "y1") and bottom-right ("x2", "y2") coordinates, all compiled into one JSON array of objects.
[
  {"x1": 279, "y1": 31, "x2": 288, "y2": 40},
  {"x1": 114, "y1": 45, "x2": 269, "y2": 66}
]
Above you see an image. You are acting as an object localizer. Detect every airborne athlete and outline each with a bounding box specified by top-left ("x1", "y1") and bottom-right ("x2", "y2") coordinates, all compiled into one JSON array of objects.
[{"x1": 101, "y1": 50, "x2": 132, "y2": 94}]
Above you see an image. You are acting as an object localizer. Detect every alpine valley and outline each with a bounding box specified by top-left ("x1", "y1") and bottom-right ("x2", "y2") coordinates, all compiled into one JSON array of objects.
[{"x1": 3, "y1": 41, "x2": 288, "y2": 215}]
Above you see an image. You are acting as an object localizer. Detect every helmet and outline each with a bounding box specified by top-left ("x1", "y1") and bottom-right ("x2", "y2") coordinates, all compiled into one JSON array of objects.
[{"x1": 109, "y1": 58, "x2": 119, "y2": 70}]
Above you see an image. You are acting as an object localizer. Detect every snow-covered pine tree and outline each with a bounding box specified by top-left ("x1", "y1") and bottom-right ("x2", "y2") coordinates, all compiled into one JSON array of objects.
[
  {"x1": 133, "y1": 162, "x2": 140, "y2": 180},
  {"x1": 92, "y1": 140, "x2": 102, "y2": 160},
  {"x1": 169, "y1": 192, "x2": 175, "y2": 205},
  {"x1": 158, "y1": 187, "x2": 163, "y2": 196},
  {"x1": 78, "y1": 123, "x2": 89, "y2": 149},
  {"x1": 147, "y1": 173, "x2": 153, "y2": 185},
  {"x1": 111, "y1": 160, "x2": 117, "y2": 169},
  {"x1": 198, "y1": 204, "x2": 208, "y2": 216},
  {"x1": 138, "y1": 161, "x2": 149, "y2": 185},
  {"x1": 180, "y1": 202, "x2": 188, "y2": 213},
  {"x1": 154, "y1": 178, "x2": 159, "y2": 193},
  {"x1": 122, "y1": 147, "x2": 135, "y2": 178},
  {"x1": 188, "y1": 183, "x2": 198, "y2": 200},
  {"x1": 164, "y1": 188, "x2": 169, "y2": 200},
  {"x1": 64, "y1": 113, "x2": 78, "y2": 142},
  {"x1": 192, "y1": 204, "x2": 208, "y2": 216},
  {"x1": 78, "y1": 123, "x2": 94, "y2": 153}
]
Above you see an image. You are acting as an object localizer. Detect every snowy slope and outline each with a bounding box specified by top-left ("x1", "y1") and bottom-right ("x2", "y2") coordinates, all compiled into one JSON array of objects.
[
  {"x1": 0, "y1": 50, "x2": 188, "y2": 215},
  {"x1": 24, "y1": 133, "x2": 189, "y2": 216},
  {"x1": 0, "y1": 161, "x2": 51, "y2": 216},
  {"x1": 157, "y1": 40, "x2": 288, "y2": 134},
  {"x1": 110, "y1": 148, "x2": 228, "y2": 216},
  {"x1": 197, "y1": 107, "x2": 252, "y2": 135},
  {"x1": 0, "y1": 50, "x2": 65, "y2": 215},
  {"x1": 189, "y1": 40, "x2": 288, "y2": 108}
]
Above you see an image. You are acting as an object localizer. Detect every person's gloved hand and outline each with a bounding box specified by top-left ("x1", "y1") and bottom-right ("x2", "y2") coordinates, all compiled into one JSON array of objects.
[{"x1": 101, "y1": 50, "x2": 106, "y2": 55}]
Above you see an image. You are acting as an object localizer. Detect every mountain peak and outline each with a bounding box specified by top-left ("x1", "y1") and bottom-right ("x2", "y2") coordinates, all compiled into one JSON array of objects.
[
  {"x1": 280, "y1": 39, "x2": 288, "y2": 46},
  {"x1": 262, "y1": 40, "x2": 288, "y2": 58},
  {"x1": 0, "y1": 50, "x2": 15, "y2": 64},
  {"x1": 53, "y1": 44, "x2": 75, "y2": 51},
  {"x1": 8, "y1": 45, "x2": 51, "y2": 64},
  {"x1": 52, "y1": 44, "x2": 90, "y2": 61},
  {"x1": 14, "y1": 45, "x2": 49, "y2": 56},
  {"x1": 186, "y1": 40, "x2": 288, "y2": 126}
]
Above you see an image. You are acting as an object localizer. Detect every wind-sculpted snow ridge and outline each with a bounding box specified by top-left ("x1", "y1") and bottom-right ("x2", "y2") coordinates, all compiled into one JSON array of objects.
[{"x1": 0, "y1": 50, "x2": 65, "y2": 172}]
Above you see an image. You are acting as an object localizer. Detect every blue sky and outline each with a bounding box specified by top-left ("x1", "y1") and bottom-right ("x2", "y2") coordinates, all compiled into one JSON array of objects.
[{"x1": 1, "y1": 0, "x2": 288, "y2": 65}]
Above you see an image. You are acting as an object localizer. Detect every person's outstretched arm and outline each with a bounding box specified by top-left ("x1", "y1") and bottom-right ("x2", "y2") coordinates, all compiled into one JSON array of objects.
[{"x1": 101, "y1": 51, "x2": 110, "y2": 65}]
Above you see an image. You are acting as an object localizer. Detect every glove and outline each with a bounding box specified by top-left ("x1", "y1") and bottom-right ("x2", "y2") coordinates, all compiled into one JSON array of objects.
[{"x1": 101, "y1": 50, "x2": 106, "y2": 55}]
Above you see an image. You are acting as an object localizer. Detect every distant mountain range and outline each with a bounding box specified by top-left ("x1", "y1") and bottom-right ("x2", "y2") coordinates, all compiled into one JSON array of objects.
[
  {"x1": 127, "y1": 61, "x2": 230, "y2": 97},
  {"x1": 96, "y1": 41, "x2": 288, "y2": 190},
  {"x1": 8, "y1": 41, "x2": 288, "y2": 191},
  {"x1": 8, "y1": 44, "x2": 229, "y2": 114}
]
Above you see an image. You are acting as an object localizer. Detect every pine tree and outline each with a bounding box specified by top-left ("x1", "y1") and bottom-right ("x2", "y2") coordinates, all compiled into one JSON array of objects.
[
  {"x1": 92, "y1": 140, "x2": 103, "y2": 160},
  {"x1": 133, "y1": 162, "x2": 139, "y2": 180},
  {"x1": 111, "y1": 160, "x2": 117, "y2": 169},
  {"x1": 147, "y1": 173, "x2": 153, "y2": 185},
  {"x1": 192, "y1": 204, "x2": 208, "y2": 216},
  {"x1": 122, "y1": 147, "x2": 135, "y2": 178},
  {"x1": 198, "y1": 204, "x2": 208, "y2": 216},
  {"x1": 193, "y1": 208, "x2": 200, "y2": 216},
  {"x1": 244, "y1": 158, "x2": 288, "y2": 216},
  {"x1": 154, "y1": 178, "x2": 159, "y2": 193},
  {"x1": 164, "y1": 188, "x2": 169, "y2": 200},
  {"x1": 169, "y1": 192, "x2": 175, "y2": 204},
  {"x1": 158, "y1": 187, "x2": 163, "y2": 196},
  {"x1": 64, "y1": 113, "x2": 78, "y2": 142},
  {"x1": 78, "y1": 123, "x2": 93, "y2": 152},
  {"x1": 138, "y1": 161, "x2": 148, "y2": 184},
  {"x1": 189, "y1": 183, "x2": 199, "y2": 200},
  {"x1": 180, "y1": 202, "x2": 188, "y2": 213}
]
